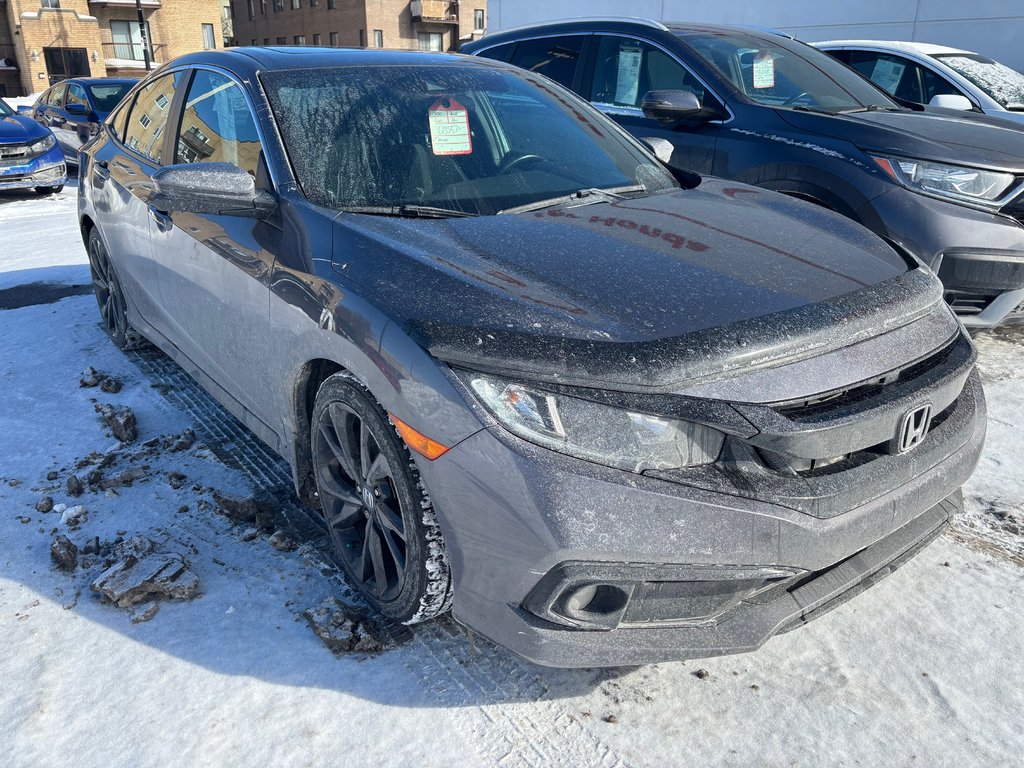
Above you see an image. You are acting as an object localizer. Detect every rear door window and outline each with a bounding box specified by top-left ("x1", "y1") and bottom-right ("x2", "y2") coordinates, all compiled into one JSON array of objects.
[
  {"x1": 588, "y1": 35, "x2": 718, "y2": 112},
  {"x1": 122, "y1": 72, "x2": 183, "y2": 164},
  {"x1": 174, "y1": 69, "x2": 263, "y2": 178},
  {"x1": 507, "y1": 35, "x2": 586, "y2": 88},
  {"x1": 66, "y1": 83, "x2": 89, "y2": 109}
]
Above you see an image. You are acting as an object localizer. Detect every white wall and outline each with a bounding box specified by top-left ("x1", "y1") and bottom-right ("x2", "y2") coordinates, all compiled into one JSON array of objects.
[{"x1": 486, "y1": 1, "x2": 1024, "y2": 71}]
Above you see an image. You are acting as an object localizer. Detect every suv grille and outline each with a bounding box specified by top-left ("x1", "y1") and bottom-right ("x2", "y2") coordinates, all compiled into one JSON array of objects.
[{"x1": 0, "y1": 143, "x2": 32, "y2": 166}]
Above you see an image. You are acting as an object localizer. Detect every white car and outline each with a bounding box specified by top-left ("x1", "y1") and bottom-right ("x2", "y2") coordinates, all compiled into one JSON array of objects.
[{"x1": 814, "y1": 40, "x2": 1024, "y2": 126}]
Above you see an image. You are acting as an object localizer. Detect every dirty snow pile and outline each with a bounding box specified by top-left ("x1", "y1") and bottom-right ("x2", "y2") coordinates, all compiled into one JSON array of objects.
[{"x1": 0, "y1": 184, "x2": 1022, "y2": 767}]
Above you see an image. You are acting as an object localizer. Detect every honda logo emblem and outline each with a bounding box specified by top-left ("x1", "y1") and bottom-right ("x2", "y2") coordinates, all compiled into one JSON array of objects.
[{"x1": 896, "y1": 404, "x2": 932, "y2": 454}]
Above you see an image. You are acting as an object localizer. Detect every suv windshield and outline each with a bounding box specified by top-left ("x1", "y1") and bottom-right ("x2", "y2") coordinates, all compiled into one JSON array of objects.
[
  {"x1": 87, "y1": 82, "x2": 133, "y2": 112},
  {"x1": 261, "y1": 64, "x2": 675, "y2": 215},
  {"x1": 0, "y1": 99, "x2": 12, "y2": 116},
  {"x1": 934, "y1": 54, "x2": 1024, "y2": 110},
  {"x1": 681, "y1": 30, "x2": 900, "y2": 113}
]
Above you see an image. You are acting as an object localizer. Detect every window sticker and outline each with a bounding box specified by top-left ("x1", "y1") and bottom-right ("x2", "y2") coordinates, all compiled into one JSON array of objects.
[
  {"x1": 615, "y1": 45, "x2": 643, "y2": 105},
  {"x1": 752, "y1": 52, "x2": 775, "y2": 89},
  {"x1": 428, "y1": 96, "x2": 473, "y2": 156},
  {"x1": 870, "y1": 58, "x2": 906, "y2": 94}
]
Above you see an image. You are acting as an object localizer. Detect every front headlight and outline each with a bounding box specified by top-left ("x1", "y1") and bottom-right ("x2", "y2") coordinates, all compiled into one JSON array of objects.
[
  {"x1": 465, "y1": 373, "x2": 724, "y2": 473},
  {"x1": 871, "y1": 154, "x2": 1018, "y2": 208},
  {"x1": 28, "y1": 134, "x2": 56, "y2": 156}
]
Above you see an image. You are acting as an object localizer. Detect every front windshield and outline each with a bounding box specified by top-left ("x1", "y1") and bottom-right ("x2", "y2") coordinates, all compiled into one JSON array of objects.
[
  {"x1": 261, "y1": 64, "x2": 676, "y2": 215},
  {"x1": 681, "y1": 31, "x2": 900, "y2": 112},
  {"x1": 0, "y1": 99, "x2": 12, "y2": 116},
  {"x1": 88, "y1": 83, "x2": 133, "y2": 112},
  {"x1": 934, "y1": 54, "x2": 1024, "y2": 110}
]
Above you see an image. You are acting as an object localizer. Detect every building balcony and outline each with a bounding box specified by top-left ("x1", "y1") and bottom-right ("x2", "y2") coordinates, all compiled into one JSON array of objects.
[
  {"x1": 410, "y1": 0, "x2": 459, "y2": 25},
  {"x1": 0, "y1": 44, "x2": 18, "y2": 71},
  {"x1": 89, "y1": 0, "x2": 161, "y2": 7},
  {"x1": 101, "y1": 41, "x2": 167, "y2": 69}
]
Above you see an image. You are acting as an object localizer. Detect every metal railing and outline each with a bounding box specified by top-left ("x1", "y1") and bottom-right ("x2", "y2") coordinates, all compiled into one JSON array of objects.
[{"x1": 101, "y1": 41, "x2": 166, "y2": 64}]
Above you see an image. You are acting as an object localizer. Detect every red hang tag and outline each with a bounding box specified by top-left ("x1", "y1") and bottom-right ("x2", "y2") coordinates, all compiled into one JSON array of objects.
[{"x1": 428, "y1": 96, "x2": 473, "y2": 156}]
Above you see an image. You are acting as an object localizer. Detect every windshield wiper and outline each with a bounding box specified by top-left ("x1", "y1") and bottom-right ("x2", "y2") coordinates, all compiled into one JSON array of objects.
[
  {"x1": 841, "y1": 104, "x2": 904, "y2": 114},
  {"x1": 339, "y1": 204, "x2": 478, "y2": 219},
  {"x1": 789, "y1": 104, "x2": 840, "y2": 115},
  {"x1": 497, "y1": 184, "x2": 646, "y2": 215}
]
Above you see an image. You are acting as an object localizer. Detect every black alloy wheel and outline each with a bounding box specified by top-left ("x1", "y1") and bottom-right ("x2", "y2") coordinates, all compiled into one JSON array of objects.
[
  {"x1": 88, "y1": 228, "x2": 133, "y2": 350},
  {"x1": 311, "y1": 374, "x2": 452, "y2": 623}
]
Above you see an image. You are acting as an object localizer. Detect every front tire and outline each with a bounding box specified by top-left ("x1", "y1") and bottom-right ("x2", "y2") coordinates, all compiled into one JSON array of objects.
[
  {"x1": 311, "y1": 373, "x2": 452, "y2": 624},
  {"x1": 35, "y1": 185, "x2": 63, "y2": 195}
]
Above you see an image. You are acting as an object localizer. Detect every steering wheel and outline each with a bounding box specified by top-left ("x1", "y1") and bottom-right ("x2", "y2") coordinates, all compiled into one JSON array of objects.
[
  {"x1": 782, "y1": 92, "x2": 812, "y2": 106},
  {"x1": 498, "y1": 153, "x2": 545, "y2": 174}
]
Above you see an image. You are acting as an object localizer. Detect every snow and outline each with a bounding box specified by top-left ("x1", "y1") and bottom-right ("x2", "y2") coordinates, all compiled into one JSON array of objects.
[
  {"x1": 939, "y1": 56, "x2": 1024, "y2": 109},
  {"x1": 1, "y1": 182, "x2": 1023, "y2": 766}
]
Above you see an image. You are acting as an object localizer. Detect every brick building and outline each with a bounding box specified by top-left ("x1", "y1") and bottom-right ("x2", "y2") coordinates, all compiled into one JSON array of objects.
[
  {"x1": 229, "y1": 0, "x2": 486, "y2": 53},
  {"x1": 0, "y1": 0, "x2": 226, "y2": 97}
]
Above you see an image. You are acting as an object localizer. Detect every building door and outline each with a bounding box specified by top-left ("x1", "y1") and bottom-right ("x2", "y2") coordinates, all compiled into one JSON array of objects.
[{"x1": 43, "y1": 48, "x2": 89, "y2": 84}]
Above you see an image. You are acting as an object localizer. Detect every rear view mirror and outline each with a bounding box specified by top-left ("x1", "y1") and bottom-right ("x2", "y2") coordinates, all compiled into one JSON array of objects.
[
  {"x1": 929, "y1": 93, "x2": 973, "y2": 111},
  {"x1": 641, "y1": 90, "x2": 703, "y2": 123},
  {"x1": 65, "y1": 102, "x2": 89, "y2": 116},
  {"x1": 152, "y1": 162, "x2": 276, "y2": 218}
]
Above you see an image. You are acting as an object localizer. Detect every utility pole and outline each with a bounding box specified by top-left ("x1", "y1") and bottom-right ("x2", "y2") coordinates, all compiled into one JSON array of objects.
[{"x1": 135, "y1": 0, "x2": 152, "y2": 71}]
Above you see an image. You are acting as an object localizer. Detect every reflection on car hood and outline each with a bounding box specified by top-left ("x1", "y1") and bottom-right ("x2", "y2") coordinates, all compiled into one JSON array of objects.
[
  {"x1": 0, "y1": 113, "x2": 49, "y2": 144},
  {"x1": 776, "y1": 107, "x2": 1024, "y2": 171},
  {"x1": 331, "y1": 178, "x2": 942, "y2": 391}
]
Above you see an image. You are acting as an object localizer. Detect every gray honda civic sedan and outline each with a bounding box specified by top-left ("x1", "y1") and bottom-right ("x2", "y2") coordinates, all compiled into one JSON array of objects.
[{"x1": 78, "y1": 47, "x2": 985, "y2": 667}]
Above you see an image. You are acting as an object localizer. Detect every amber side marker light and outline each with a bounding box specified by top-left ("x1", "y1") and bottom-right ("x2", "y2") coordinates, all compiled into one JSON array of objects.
[
  {"x1": 389, "y1": 413, "x2": 450, "y2": 460},
  {"x1": 872, "y1": 156, "x2": 899, "y2": 181}
]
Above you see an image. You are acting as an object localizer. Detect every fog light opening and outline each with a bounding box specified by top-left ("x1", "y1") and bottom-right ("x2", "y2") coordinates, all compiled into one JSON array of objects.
[{"x1": 561, "y1": 583, "x2": 630, "y2": 623}]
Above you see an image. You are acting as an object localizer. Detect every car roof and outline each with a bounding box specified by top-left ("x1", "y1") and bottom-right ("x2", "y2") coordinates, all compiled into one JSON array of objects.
[
  {"x1": 813, "y1": 40, "x2": 973, "y2": 57},
  {"x1": 58, "y1": 77, "x2": 139, "y2": 86},
  {"x1": 167, "y1": 46, "x2": 475, "y2": 76}
]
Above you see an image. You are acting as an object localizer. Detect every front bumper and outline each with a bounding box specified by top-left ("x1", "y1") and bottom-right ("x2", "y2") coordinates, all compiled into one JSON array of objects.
[
  {"x1": 859, "y1": 187, "x2": 1024, "y2": 328},
  {"x1": 0, "y1": 143, "x2": 67, "y2": 192},
  {"x1": 418, "y1": 369, "x2": 985, "y2": 667}
]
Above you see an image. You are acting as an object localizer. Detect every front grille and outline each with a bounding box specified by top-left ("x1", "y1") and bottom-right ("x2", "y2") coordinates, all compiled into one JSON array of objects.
[
  {"x1": 0, "y1": 142, "x2": 32, "y2": 166},
  {"x1": 776, "y1": 336, "x2": 957, "y2": 420},
  {"x1": 0, "y1": 172, "x2": 30, "y2": 184}
]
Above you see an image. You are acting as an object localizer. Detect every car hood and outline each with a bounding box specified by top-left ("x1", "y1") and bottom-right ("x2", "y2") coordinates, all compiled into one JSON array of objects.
[
  {"x1": 775, "y1": 107, "x2": 1024, "y2": 172},
  {"x1": 0, "y1": 112, "x2": 49, "y2": 144},
  {"x1": 331, "y1": 179, "x2": 943, "y2": 391}
]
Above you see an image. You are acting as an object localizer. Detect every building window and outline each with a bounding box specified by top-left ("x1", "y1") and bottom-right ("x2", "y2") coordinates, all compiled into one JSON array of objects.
[
  {"x1": 311, "y1": 0, "x2": 319, "y2": 5},
  {"x1": 327, "y1": 0, "x2": 335, "y2": 9},
  {"x1": 251, "y1": 38, "x2": 257, "y2": 45},
  {"x1": 358, "y1": 29, "x2": 365, "y2": 47},
  {"x1": 110, "y1": 20, "x2": 153, "y2": 62},
  {"x1": 373, "y1": 29, "x2": 383, "y2": 48},
  {"x1": 139, "y1": 113, "x2": 151, "y2": 128},
  {"x1": 260, "y1": 0, "x2": 267, "y2": 14},
  {"x1": 313, "y1": 33, "x2": 321, "y2": 45},
  {"x1": 291, "y1": 0, "x2": 300, "y2": 8},
  {"x1": 329, "y1": 32, "x2": 338, "y2": 46},
  {"x1": 264, "y1": 37, "x2": 270, "y2": 45},
  {"x1": 294, "y1": 35, "x2": 305, "y2": 44},
  {"x1": 247, "y1": 0, "x2": 254, "y2": 19},
  {"x1": 155, "y1": 92, "x2": 168, "y2": 109},
  {"x1": 41, "y1": 0, "x2": 60, "y2": 7},
  {"x1": 273, "y1": 0, "x2": 283, "y2": 11},
  {"x1": 202, "y1": 23, "x2": 216, "y2": 50},
  {"x1": 418, "y1": 32, "x2": 443, "y2": 52},
  {"x1": 474, "y1": 9, "x2": 484, "y2": 32},
  {"x1": 276, "y1": 36, "x2": 286, "y2": 44}
]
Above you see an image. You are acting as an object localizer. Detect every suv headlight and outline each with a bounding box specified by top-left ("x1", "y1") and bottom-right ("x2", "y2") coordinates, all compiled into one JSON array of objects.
[
  {"x1": 463, "y1": 373, "x2": 724, "y2": 472},
  {"x1": 28, "y1": 134, "x2": 56, "y2": 156},
  {"x1": 871, "y1": 155, "x2": 1018, "y2": 208}
]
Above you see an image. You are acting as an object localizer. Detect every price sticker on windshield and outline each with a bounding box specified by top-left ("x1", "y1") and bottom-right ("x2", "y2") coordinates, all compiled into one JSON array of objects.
[
  {"x1": 428, "y1": 96, "x2": 473, "y2": 156},
  {"x1": 752, "y1": 52, "x2": 775, "y2": 89}
]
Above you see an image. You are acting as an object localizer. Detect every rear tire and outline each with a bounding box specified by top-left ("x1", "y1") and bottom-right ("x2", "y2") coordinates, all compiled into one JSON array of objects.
[
  {"x1": 87, "y1": 228, "x2": 144, "y2": 351},
  {"x1": 311, "y1": 373, "x2": 453, "y2": 624}
]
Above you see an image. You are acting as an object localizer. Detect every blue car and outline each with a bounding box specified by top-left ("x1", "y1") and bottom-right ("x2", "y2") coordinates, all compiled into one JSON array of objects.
[
  {"x1": 21, "y1": 78, "x2": 136, "y2": 166},
  {"x1": 0, "y1": 97, "x2": 66, "y2": 195}
]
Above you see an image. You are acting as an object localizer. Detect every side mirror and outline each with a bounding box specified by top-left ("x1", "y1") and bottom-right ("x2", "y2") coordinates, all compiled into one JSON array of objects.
[
  {"x1": 65, "y1": 102, "x2": 89, "y2": 116},
  {"x1": 929, "y1": 93, "x2": 973, "y2": 111},
  {"x1": 640, "y1": 136, "x2": 674, "y2": 164},
  {"x1": 16, "y1": 105, "x2": 31, "y2": 116},
  {"x1": 152, "y1": 162, "x2": 276, "y2": 218},
  {"x1": 640, "y1": 89, "x2": 703, "y2": 123}
]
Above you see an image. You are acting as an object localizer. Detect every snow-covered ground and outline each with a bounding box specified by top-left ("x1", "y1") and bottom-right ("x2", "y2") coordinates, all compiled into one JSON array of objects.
[{"x1": 1, "y1": 184, "x2": 1022, "y2": 767}]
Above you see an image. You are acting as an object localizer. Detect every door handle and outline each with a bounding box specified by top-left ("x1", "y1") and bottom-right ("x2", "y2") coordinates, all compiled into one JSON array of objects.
[{"x1": 148, "y1": 206, "x2": 173, "y2": 233}]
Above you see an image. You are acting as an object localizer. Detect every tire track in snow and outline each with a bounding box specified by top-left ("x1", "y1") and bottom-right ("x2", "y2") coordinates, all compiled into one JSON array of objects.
[{"x1": 130, "y1": 346, "x2": 630, "y2": 768}]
